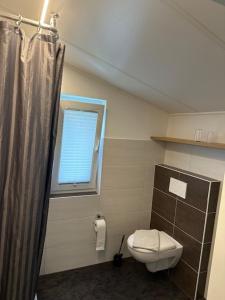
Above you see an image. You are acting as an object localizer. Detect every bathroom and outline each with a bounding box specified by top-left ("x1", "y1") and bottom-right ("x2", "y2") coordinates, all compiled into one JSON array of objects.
[{"x1": 0, "y1": 1, "x2": 224, "y2": 300}]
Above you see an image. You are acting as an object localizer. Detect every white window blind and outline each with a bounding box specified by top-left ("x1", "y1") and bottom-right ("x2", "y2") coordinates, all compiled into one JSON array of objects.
[
  {"x1": 51, "y1": 99, "x2": 105, "y2": 195},
  {"x1": 58, "y1": 110, "x2": 98, "y2": 184}
]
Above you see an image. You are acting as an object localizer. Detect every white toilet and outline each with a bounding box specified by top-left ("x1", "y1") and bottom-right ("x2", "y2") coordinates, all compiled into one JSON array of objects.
[{"x1": 127, "y1": 230, "x2": 183, "y2": 272}]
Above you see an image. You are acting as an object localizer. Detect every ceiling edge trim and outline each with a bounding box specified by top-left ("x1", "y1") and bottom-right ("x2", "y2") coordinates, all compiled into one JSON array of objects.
[{"x1": 170, "y1": 111, "x2": 225, "y2": 117}]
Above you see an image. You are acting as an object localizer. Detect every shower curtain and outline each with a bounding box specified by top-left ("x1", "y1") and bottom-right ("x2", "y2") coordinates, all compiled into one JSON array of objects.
[{"x1": 0, "y1": 21, "x2": 65, "y2": 300}]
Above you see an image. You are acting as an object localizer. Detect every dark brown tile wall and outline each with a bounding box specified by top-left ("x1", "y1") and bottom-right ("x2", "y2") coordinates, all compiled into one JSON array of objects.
[
  {"x1": 154, "y1": 166, "x2": 179, "y2": 195},
  {"x1": 170, "y1": 260, "x2": 198, "y2": 299},
  {"x1": 208, "y1": 182, "x2": 220, "y2": 213},
  {"x1": 173, "y1": 227, "x2": 201, "y2": 271},
  {"x1": 151, "y1": 211, "x2": 174, "y2": 236},
  {"x1": 152, "y1": 189, "x2": 176, "y2": 223},
  {"x1": 178, "y1": 174, "x2": 209, "y2": 211},
  {"x1": 204, "y1": 213, "x2": 216, "y2": 243},
  {"x1": 197, "y1": 272, "x2": 207, "y2": 299},
  {"x1": 150, "y1": 164, "x2": 220, "y2": 300}
]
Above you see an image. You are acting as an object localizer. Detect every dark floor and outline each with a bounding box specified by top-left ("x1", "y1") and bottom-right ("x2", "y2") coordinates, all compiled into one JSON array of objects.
[{"x1": 38, "y1": 259, "x2": 189, "y2": 300}]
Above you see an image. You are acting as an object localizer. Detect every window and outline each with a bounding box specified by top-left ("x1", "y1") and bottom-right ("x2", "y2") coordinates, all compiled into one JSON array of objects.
[{"x1": 51, "y1": 95, "x2": 106, "y2": 195}]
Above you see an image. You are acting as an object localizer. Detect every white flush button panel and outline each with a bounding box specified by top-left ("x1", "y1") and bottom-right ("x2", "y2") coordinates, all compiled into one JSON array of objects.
[{"x1": 169, "y1": 177, "x2": 187, "y2": 199}]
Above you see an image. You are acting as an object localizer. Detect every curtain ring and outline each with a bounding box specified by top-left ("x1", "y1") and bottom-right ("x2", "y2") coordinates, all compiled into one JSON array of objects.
[
  {"x1": 16, "y1": 14, "x2": 22, "y2": 28},
  {"x1": 37, "y1": 22, "x2": 41, "y2": 33}
]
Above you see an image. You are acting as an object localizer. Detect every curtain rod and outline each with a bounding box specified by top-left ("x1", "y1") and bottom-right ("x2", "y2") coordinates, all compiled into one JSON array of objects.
[{"x1": 0, "y1": 12, "x2": 58, "y2": 33}]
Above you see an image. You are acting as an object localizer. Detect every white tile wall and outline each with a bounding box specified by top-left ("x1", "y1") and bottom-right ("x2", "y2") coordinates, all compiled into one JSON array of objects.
[
  {"x1": 46, "y1": 216, "x2": 96, "y2": 248},
  {"x1": 165, "y1": 112, "x2": 225, "y2": 181},
  {"x1": 42, "y1": 138, "x2": 164, "y2": 274},
  {"x1": 102, "y1": 165, "x2": 146, "y2": 189},
  {"x1": 48, "y1": 195, "x2": 100, "y2": 221},
  {"x1": 100, "y1": 188, "x2": 147, "y2": 214}
]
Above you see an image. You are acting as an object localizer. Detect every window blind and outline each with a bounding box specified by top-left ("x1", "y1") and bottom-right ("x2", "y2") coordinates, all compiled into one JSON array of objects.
[{"x1": 58, "y1": 109, "x2": 98, "y2": 184}]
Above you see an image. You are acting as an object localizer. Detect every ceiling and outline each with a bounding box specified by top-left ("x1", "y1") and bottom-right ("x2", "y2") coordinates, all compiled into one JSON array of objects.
[{"x1": 0, "y1": 0, "x2": 225, "y2": 113}]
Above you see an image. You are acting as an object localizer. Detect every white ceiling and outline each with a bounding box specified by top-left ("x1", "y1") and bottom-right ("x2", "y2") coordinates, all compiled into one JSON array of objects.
[{"x1": 0, "y1": 0, "x2": 225, "y2": 113}]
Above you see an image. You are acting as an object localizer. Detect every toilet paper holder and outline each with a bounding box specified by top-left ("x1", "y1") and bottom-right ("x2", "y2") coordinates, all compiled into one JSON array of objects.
[
  {"x1": 96, "y1": 214, "x2": 105, "y2": 220},
  {"x1": 93, "y1": 214, "x2": 105, "y2": 226},
  {"x1": 94, "y1": 214, "x2": 107, "y2": 251}
]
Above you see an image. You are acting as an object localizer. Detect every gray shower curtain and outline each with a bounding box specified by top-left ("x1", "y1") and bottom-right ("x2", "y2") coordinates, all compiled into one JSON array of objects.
[{"x1": 0, "y1": 21, "x2": 65, "y2": 300}]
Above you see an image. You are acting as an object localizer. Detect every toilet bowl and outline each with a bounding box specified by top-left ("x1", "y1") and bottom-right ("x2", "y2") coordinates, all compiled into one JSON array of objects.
[{"x1": 127, "y1": 230, "x2": 183, "y2": 272}]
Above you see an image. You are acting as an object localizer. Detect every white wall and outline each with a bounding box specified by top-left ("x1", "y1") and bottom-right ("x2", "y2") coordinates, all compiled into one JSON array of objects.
[
  {"x1": 166, "y1": 112, "x2": 225, "y2": 144},
  {"x1": 40, "y1": 64, "x2": 168, "y2": 274},
  {"x1": 207, "y1": 174, "x2": 225, "y2": 300},
  {"x1": 164, "y1": 112, "x2": 225, "y2": 298},
  {"x1": 165, "y1": 112, "x2": 225, "y2": 180},
  {"x1": 62, "y1": 64, "x2": 168, "y2": 140}
]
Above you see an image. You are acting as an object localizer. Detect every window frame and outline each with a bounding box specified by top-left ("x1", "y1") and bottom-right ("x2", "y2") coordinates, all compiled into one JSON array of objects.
[{"x1": 51, "y1": 100, "x2": 105, "y2": 195}]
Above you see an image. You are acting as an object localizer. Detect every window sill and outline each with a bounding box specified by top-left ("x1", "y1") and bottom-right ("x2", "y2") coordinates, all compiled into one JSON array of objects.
[{"x1": 50, "y1": 191, "x2": 98, "y2": 198}]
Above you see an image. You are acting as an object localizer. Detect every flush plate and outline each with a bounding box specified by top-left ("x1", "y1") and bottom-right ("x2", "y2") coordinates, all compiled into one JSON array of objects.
[{"x1": 169, "y1": 177, "x2": 187, "y2": 199}]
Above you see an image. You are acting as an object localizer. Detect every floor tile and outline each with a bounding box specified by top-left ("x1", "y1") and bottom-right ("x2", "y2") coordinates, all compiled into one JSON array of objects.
[{"x1": 38, "y1": 259, "x2": 189, "y2": 300}]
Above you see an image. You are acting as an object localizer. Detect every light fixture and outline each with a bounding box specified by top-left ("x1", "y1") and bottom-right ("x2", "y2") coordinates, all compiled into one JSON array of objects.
[{"x1": 40, "y1": 0, "x2": 49, "y2": 24}]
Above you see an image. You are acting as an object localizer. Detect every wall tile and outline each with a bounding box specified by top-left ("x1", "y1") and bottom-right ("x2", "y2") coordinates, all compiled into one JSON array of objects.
[
  {"x1": 44, "y1": 138, "x2": 158, "y2": 275},
  {"x1": 45, "y1": 241, "x2": 99, "y2": 274},
  {"x1": 161, "y1": 164, "x2": 217, "y2": 182},
  {"x1": 170, "y1": 260, "x2": 198, "y2": 299},
  {"x1": 197, "y1": 272, "x2": 207, "y2": 299},
  {"x1": 208, "y1": 182, "x2": 220, "y2": 213},
  {"x1": 174, "y1": 227, "x2": 201, "y2": 272},
  {"x1": 45, "y1": 233, "x2": 131, "y2": 274},
  {"x1": 102, "y1": 165, "x2": 145, "y2": 189},
  {"x1": 100, "y1": 188, "x2": 147, "y2": 214},
  {"x1": 152, "y1": 189, "x2": 176, "y2": 223},
  {"x1": 175, "y1": 201, "x2": 205, "y2": 242},
  {"x1": 143, "y1": 165, "x2": 155, "y2": 209},
  {"x1": 201, "y1": 244, "x2": 211, "y2": 272},
  {"x1": 48, "y1": 195, "x2": 100, "y2": 221},
  {"x1": 103, "y1": 139, "x2": 146, "y2": 166},
  {"x1": 150, "y1": 211, "x2": 173, "y2": 236},
  {"x1": 178, "y1": 174, "x2": 209, "y2": 212},
  {"x1": 46, "y1": 216, "x2": 96, "y2": 248},
  {"x1": 204, "y1": 213, "x2": 216, "y2": 243},
  {"x1": 188, "y1": 151, "x2": 225, "y2": 181},
  {"x1": 154, "y1": 165, "x2": 179, "y2": 196},
  {"x1": 104, "y1": 211, "x2": 150, "y2": 237},
  {"x1": 152, "y1": 164, "x2": 220, "y2": 300},
  {"x1": 144, "y1": 141, "x2": 165, "y2": 165},
  {"x1": 164, "y1": 143, "x2": 192, "y2": 171}
]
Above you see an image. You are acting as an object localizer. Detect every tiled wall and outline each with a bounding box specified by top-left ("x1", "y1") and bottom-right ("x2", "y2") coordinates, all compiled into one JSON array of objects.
[
  {"x1": 40, "y1": 138, "x2": 164, "y2": 274},
  {"x1": 165, "y1": 113, "x2": 225, "y2": 182},
  {"x1": 150, "y1": 164, "x2": 220, "y2": 300},
  {"x1": 165, "y1": 112, "x2": 225, "y2": 299}
]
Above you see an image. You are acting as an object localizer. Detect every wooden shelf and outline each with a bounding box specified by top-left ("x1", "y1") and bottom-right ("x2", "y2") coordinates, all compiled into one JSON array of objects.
[{"x1": 151, "y1": 136, "x2": 225, "y2": 150}]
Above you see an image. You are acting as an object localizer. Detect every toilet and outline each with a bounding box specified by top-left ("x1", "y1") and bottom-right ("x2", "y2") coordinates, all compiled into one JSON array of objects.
[{"x1": 127, "y1": 230, "x2": 183, "y2": 272}]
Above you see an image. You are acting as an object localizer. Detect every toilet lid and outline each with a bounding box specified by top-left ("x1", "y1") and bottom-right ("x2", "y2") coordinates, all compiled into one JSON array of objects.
[
  {"x1": 159, "y1": 231, "x2": 176, "y2": 252},
  {"x1": 128, "y1": 231, "x2": 176, "y2": 253}
]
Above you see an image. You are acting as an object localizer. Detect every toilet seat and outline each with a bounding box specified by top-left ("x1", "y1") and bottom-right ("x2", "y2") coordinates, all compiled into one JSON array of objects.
[
  {"x1": 127, "y1": 230, "x2": 183, "y2": 272},
  {"x1": 128, "y1": 231, "x2": 176, "y2": 253},
  {"x1": 128, "y1": 234, "x2": 154, "y2": 253}
]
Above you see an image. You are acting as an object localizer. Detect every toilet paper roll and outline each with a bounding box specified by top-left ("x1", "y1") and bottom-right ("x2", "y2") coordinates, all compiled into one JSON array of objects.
[{"x1": 94, "y1": 218, "x2": 106, "y2": 251}]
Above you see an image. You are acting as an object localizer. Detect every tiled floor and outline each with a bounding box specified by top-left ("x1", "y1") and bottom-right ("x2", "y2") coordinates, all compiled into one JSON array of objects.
[{"x1": 38, "y1": 259, "x2": 189, "y2": 300}]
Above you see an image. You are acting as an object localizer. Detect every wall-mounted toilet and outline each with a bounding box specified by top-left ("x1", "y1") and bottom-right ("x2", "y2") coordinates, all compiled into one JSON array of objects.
[{"x1": 127, "y1": 230, "x2": 183, "y2": 272}]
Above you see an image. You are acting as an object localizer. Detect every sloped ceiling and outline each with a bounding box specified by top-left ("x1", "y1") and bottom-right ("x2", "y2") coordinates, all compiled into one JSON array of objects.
[{"x1": 0, "y1": 0, "x2": 225, "y2": 113}]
